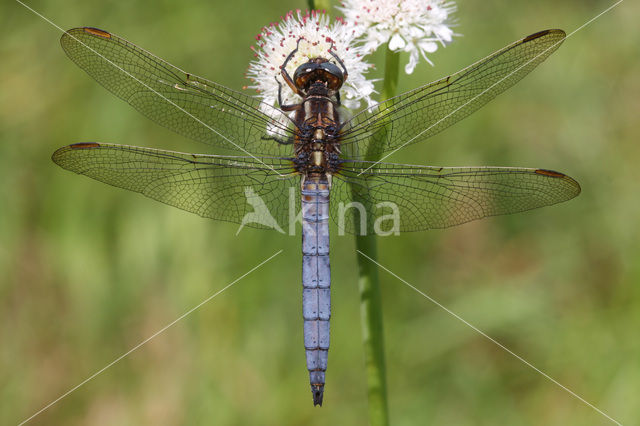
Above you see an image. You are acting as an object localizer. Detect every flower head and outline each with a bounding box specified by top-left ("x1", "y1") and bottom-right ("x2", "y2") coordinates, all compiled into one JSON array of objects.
[
  {"x1": 246, "y1": 10, "x2": 375, "y2": 116},
  {"x1": 338, "y1": 0, "x2": 457, "y2": 74}
]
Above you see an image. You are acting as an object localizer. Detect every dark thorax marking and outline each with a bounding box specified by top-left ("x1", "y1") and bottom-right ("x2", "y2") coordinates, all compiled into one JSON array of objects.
[{"x1": 293, "y1": 92, "x2": 341, "y2": 175}]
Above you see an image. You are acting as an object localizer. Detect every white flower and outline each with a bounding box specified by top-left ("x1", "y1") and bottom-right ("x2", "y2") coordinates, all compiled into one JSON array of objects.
[
  {"x1": 338, "y1": 0, "x2": 457, "y2": 74},
  {"x1": 246, "y1": 9, "x2": 375, "y2": 122}
]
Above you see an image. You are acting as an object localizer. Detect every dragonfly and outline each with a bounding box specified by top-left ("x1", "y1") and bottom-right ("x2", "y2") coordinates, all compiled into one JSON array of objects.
[{"x1": 52, "y1": 27, "x2": 580, "y2": 406}]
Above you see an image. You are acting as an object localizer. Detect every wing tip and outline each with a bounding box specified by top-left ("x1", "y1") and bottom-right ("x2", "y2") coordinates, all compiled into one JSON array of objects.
[
  {"x1": 52, "y1": 143, "x2": 102, "y2": 164},
  {"x1": 535, "y1": 168, "x2": 581, "y2": 197}
]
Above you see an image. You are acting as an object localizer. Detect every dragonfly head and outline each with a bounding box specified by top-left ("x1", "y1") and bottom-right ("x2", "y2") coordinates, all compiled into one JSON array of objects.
[{"x1": 293, "y1": 58, "x2": 344, "y2": 93}]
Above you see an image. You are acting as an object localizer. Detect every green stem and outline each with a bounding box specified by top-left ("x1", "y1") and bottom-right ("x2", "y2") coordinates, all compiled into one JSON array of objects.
[
  {"x1": 355, "y1": 234, "x2": 388, "y2": 425},
  {"x1": 380, "y1": 45, "x2": 400, "y2": 105},
  {"x1": 354, "y1": 45, "x2": 399, "y2": 426},
  {"x1": 308, "y1": 0, "x2": 331, "y2": 13}
]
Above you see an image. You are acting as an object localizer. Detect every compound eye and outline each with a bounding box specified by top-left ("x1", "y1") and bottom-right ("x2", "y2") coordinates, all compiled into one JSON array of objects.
[
  {"x1": 321, "y1": 62, "x2": 342, "y2": 77},
  {"x1": 319, "y1": 62, "x2": 344, "y2": 90},
  {"x1": 293, "y1": 62, "x2": 320, "y2": 89}
]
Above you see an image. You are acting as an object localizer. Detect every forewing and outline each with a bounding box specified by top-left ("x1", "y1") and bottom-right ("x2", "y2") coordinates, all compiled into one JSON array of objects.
[
  {"x1": 340, "y1": 30, "x2": 566, "y2": 159},
  {"x1": 52, "y1": 143, "x2": 299, "y2": 230},
  {"x1": 60, "y1": 27, "x2": 294, "y2": 156},
  {"x1": 332, "y1": 161, "x2": 580, "y2": 234}
]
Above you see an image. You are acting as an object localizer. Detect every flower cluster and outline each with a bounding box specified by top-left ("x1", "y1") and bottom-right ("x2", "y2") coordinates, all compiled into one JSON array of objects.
[
  {"x1": 246, "y1": 3, "x2": 457, "y2": 113},
  {"x1": 246, "y1": 10, "x2": 375, "y2": 113},
  {"x1": 338, "y1": 0, "x2": 456, "y2": 74}
]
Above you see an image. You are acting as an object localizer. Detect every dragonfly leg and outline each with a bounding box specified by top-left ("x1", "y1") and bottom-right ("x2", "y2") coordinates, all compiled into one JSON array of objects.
[
  {"x1": 260, "y1": 133, "x2": 294, "y2": 145},
  {"x1": 328, "y1": 44, "x2": 348, "y2": 83},
  {"x1": 280, "y1": 38, "x2": 305, "y2": 98},
  {"x1": 277, "y1": 78, "x2": 300, "y2": 111},
  {"x1": 334, "y1": 90, "x2": 341, "y2": 107}
]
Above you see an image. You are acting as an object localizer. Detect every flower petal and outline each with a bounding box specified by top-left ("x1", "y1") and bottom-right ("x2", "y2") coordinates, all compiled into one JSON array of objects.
[
  {"x1": 404, "y1": 50, "x2": 419, "y2": 74},
  {"x1": 389, "y1": 33, "x2": 407, "y2": 51}
]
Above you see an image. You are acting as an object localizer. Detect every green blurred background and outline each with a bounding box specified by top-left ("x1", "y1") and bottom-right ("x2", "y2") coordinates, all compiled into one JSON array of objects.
[{"x1": 2, "y1": 0, "x2": 638, "y2": 424}]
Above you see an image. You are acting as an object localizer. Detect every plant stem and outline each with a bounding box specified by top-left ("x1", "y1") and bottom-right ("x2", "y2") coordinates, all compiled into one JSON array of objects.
[
  {"x1": 355, "y1": 234, "x2": 388, "y2": 425},
  {"x1": 380, "y1": 44, "x2": 400, "y2": 104},
  {"x1": 354, "y1": 45, "x2": 399, "y2": 426},
  {"x1": 309, "y1": 0, "x2": 331, "y2": 12}
]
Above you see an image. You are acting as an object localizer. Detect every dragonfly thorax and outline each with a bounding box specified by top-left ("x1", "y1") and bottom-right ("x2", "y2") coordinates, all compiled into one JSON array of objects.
[{"x1": 291, "y1": 91, "x2": 342, "y2": 176}]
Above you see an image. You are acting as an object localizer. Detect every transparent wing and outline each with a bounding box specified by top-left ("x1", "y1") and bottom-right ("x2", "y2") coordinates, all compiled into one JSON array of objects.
[
  {"x1": 339, "y1": 30, "x2": 566, "y2": 159},
  {"x1": 60, "y1": 27, "x2": 295, "y2": 156},
  {"x1": 52, "y1": 142, "x2": 299, "y2": 230},
  {"x1": 331, "y1": 161, "x2": 581, "y2": 234}
]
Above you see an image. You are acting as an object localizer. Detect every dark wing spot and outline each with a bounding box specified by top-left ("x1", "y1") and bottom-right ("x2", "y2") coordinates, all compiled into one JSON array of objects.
[
  {"x1": 69, "y1": 142, "x2": 101, "y2": 149},
  {"x1": 535, "y1": 168, "x2": 565, "y2": 178},
  {"x1": 523, "y1": 30, "x2": 552, "y2": 43},
  {"x1": 83, "y1": 27, "x2": 111, "y2": 39}
]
